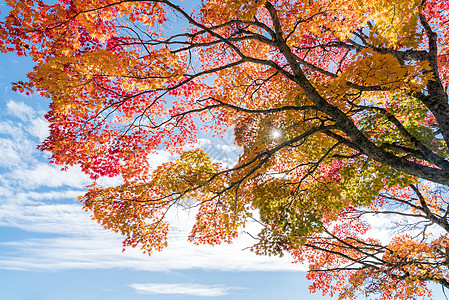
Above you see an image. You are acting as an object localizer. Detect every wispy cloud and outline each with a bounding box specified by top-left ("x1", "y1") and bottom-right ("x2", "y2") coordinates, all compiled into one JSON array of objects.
[
  {"x1": 6, "y1": 100, "x2": 36, "y2": 120},
  {"x1": 129, "y1": 283, "x2": 244, "y2": 297},
  {"x1": 0, "y1": 202, "x2": 304, "y2": 272},
  {"x1": 8, "y1": 163, "x2": 90, "y2": 189},
  {"x1": 0, "y1": 100, "x2": 305, "y2": 273},
  {"x1": 28, "y1": 116, "x2": 49, "y2": 141}
]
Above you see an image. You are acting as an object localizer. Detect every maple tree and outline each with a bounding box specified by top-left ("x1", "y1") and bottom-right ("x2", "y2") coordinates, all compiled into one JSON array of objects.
[{"x1": 2, "y1": 0, "x2": 449, "y2": 298}]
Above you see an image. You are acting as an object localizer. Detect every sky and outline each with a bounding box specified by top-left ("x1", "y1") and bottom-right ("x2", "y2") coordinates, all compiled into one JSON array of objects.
[
  {"x1": 0, "y1": 2, "x2": 448, "y2": 300},
  {"x1": 0, "y1": 32, "x2": 335, "y2": 300},
  {"x1": 0, "y1": 50, "x2": 341, "y2": 300}
]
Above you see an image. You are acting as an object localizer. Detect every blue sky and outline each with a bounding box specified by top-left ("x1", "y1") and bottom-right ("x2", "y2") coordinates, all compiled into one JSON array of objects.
[
  {"x1": 0, "y1": 2, "x2": 448, "y2": 300},
  {"x1": 0, "y1": 41, "x2": 336, "y2": 300}
]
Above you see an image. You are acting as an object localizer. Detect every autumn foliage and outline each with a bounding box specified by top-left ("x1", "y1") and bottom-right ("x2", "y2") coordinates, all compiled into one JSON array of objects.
[{"x1": 2, "y1": 0, "x2": 449, "y2": 298}]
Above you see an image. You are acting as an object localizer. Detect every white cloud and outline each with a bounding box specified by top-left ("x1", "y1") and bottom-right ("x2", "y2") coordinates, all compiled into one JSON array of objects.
[
  {"x1": 0, "y1": 199, "x2": 305, "y2": 272},
  {"x1": 4, "y1": 100, "x2": 49, "y2": 141},
  {"x1": 129, "y1": 283, "x2": 243, "y2": 297},
  {"x1": 14, "y1": 190, "x2": 85, "y2": 201},
  {"x1": 0, "y1": 106, "x2": 44, "y2": 172},
  {"x1": 361, "y1": 213, "x2": 396, "y2": 243},
  {"x1": 198, "y1": 138, "x2": 212, "y2": 146},
  {"x1": 361, "y1": 209, "x2": 445, "y2": 245},
  {"x1": 0, "y1": 186, "x2": 13, "y2": 198},
  {"x1": 0, "y1": 203, "x2": 87, "y2": 234},
  {"x1": 220, "y1": 144, "x2": 238, "y2": 152},
  {"x1": 28, "y1": 117, "x2": 49, "y2": 141},
  {"x1": 8, "y1": 163, "x2": 90, "y2": 189},
  {"x1": 0, "y1": 98, "x2": 305, "y2": 273},
  {"x1": 6, "y1": 100, "x2": 35, "y2": 120},
  {"x1": 0, "y1": 138, "x2": 22, "y2": 167},
  {"x1": 0, "y1": 120, "x2": 21, "y2": 136},
  {"x1": 147, "y1": 149, "x2": 174, "y2": 170}
]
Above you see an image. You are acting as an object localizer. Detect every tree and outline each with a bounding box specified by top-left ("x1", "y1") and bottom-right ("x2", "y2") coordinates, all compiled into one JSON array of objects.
[{"x1": 2, "y1": 0, "x2": 449, "y2": 298}]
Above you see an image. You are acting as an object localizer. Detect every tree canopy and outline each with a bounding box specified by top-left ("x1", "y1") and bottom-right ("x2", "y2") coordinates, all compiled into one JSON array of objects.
[{"x1": 2, "y1": 0, "x2": 449, "y2": 298}]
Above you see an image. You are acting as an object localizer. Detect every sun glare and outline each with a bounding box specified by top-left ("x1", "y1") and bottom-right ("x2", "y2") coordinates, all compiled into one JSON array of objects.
[{"x1": 271, "y1": 129, "x2": 282, "y2": 139}]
